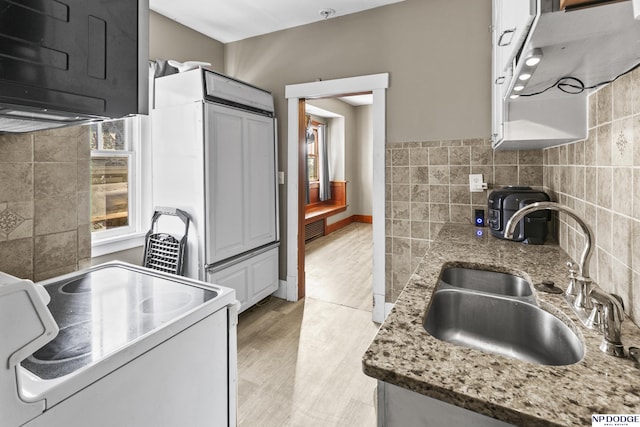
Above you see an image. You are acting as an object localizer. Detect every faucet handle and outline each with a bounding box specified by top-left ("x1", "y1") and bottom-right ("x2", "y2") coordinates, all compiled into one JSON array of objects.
[
  {"x1": 565, "y1": 261, "x2": 579, "y2": 297},
  {"x1": 586, "y1": 300, "x2": 603, "y2": 331},
  {"x1": 566, "y1": 261, "x2": 578, "y2": 276}
]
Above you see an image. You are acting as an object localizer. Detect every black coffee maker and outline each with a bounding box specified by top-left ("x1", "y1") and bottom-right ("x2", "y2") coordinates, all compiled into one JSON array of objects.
[{"x1": 487, "y1": 186, "x2": 551, "y2": 245}]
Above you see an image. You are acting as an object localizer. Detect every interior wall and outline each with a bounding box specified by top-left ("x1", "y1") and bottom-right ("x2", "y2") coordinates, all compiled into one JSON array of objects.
[
  {"x1": 225, "y1": 0, "x2": 492, "y2": 282},
  {"x1": 543, "y1": 68, "x2": 640, "y2": 325},
  {"x1": 150, "y1": 11, "x2": 225, "y2": 72},
  {"x1": 355, "y1": 105, "x2": 374, "y2": 217}
]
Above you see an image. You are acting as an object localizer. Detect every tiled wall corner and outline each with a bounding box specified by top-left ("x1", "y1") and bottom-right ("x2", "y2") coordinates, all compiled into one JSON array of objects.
[
  {"x1": 385, "y1": 138, "x2": 545, "y2": 302},
  {"x1": 543, "y1": 66, "x2": 640, "y2": 325},
  {"x1": 0, "y1": 125, "x2": 91, "y2": 281}
]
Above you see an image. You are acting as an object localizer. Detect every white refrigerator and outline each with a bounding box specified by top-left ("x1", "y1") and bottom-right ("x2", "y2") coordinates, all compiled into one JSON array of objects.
[{"x1": 151, "y1": 68, "x2": 279, "y2": 312}]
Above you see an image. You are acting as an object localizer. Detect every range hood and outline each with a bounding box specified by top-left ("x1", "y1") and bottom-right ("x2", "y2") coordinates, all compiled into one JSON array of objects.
[{"x1": 0, "y1": 0, "x2": 149, "y2": 134}]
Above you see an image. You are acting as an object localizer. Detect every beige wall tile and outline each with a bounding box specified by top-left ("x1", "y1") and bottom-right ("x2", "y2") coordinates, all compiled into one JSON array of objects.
[
  {"x1": 0, "y1": 164, "x2": 33, "y2": 202},
  {"x1": 612, "y1": 117, "x2": 634, "y2": 166},
  {"x1": 391, "y1": 148, "x2": 409, "y2": 166},
  {"x1": 0, "y1": 126, "x2": 90, "y2": 281},
  {"x1": 0, "y1": 238, "x2": 33, "y2": 278},
  {"x1": 597, "y1": 84, "x2": 613, "y2": 125},
  {"x1": 34, "y1": 133, "x2": 78, "y2": 162},
  {"x1": 613, "y1": 72, "x2": 633, "y2": 120},
  {"x1": 428, "y1": 147, "x2": 448, "y2": 165},
  {"x1": 35, "y1": 195, "x2": 78, "y2": 235},
  {"x1": 409, "y1": 147, "x2": 429, "y2": 166},
  {"x1": 428, "y1": 166, "x2": 448, "y2": 185},
  {"x1": 449, "y1": 147, "x2": 470, "y2": 165},
  {"x1": 410, "y1": 166, "x2": 430, "y2": 184},
  {"x1": 596, "y1": 167, "x2": 612, "y2": 209},
  {"x1": 543, "y1": 77, "x2": 640, "y2": 324},
  {"x1": 494, "y1": 165, "x2": 518, "y2": 186},
  {"x1": 519, "y1": 165, "x2": 543, "y2": 187},
  {"x1": 0, "y1": 134, "x2": 33, "y2": 162},
  {"x1": 411, "y1": 184, "x2": 429, "y2": 202},
  {"x1": 34, "y1": 162, "x2": 77, "y2": 198},
  {"x1": 596, "y1": 123, "x2": 612, "y2": 166},
  {"x1": 612, "y1": 168, "x2": 633, "y2": 217}
]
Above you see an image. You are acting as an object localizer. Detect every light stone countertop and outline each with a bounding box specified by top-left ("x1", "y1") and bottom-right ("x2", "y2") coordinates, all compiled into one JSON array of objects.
[{"x1": 363, "y1": 224, "x2": 640, "y2": 426}]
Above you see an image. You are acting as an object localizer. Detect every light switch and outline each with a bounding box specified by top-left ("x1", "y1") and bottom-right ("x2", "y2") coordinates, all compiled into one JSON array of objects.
[{"x1": 278, "y1": 171, "x2": 285, "y2": 184}]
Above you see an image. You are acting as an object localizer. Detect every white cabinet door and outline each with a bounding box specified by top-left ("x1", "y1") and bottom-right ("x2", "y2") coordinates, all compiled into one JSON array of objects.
[
  {"x1": 208, "y1": 247, "x2": 279, "y2": 312},
  {"x1": 204, "y1": 104, "x2": 277, "y2": 264},
  {"x1": 492, "y1": 0, "x2": 535, "y2": 147},
  {"x1": 495, "y1": 0, "x2": 535, "y2": 74}
]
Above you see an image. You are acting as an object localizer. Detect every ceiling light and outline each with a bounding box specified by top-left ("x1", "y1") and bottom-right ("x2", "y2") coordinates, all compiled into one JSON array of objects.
[
  {"x1": 510, "y1": 94, "x2": 520, "y2": 99},
  {"x1": 518, "y1": 73, "x2": 532, "y2": 81},
  {"x1": 319, "y1": 8, "x2": 335, "y2": 19},
  {"x1": 513, "y1": 85, "x2": 525, "y2": 92}
]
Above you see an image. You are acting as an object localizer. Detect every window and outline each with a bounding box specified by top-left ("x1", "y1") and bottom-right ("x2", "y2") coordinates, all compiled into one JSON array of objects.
[
  {"x1": 306, "y1": 119, "x2": 319, "y2": 182},
  {"x1": 90, "y1": 117, "x2": 139, "y2": 241}
]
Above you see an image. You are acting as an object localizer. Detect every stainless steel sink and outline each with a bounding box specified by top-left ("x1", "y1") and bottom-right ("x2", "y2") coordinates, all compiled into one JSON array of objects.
[
  {"x1": 439, "y1": 266, "x2": 533, "y2": 298},
  {"x1": 424, "y1": 289, "x2": 584, "y2": 366}
]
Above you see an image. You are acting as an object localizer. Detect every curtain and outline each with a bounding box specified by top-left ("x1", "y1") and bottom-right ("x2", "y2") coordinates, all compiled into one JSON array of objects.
[
  {"x1": 318, "y1": 124, "x2": 331, "y2": 202},
  {"x1": 305, "y1": 125, "x2": 313, "y2": 204}
]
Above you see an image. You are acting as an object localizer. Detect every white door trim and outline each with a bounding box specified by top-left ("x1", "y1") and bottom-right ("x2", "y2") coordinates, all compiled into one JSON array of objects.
[{"x1": 285, "y1": 73, "x2": 389, "y2": 323}]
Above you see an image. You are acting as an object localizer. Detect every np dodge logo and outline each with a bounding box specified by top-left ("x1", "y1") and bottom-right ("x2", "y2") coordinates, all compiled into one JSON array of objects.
[{"x1": 592, "y1": 414, "x2": 640, "y2": 427}]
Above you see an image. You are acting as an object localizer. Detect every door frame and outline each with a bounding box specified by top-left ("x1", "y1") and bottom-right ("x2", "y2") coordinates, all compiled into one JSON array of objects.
[{"x1": 285, "y1": 73, "x2": 389, "y2": 323}]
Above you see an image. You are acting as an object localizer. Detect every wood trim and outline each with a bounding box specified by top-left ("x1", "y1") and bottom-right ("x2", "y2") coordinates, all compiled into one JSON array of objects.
[
  {"x1": 325, "y1": 214, "x2": 373, "y2": 235},
  {"x1": 304, "y1": 205, "x2": 347, "y2": 225},
  {"x1": 297, "y1": 99, "x2": 306, "y2": 299},
  {"x1": 352, "y1": 215, "x2": 373, "y2": 224}
]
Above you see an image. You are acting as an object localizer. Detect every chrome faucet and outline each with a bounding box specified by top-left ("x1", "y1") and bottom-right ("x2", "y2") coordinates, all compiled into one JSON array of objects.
[
  {"x1": 504, "y1": 201, "x2": 594, "y2": 312},
  {"x1": 504, "y1": 201, "x2": 626, "y2": 357},
  {"x1": 589, "y1": 288, "x2": 625, "y2": 357}
]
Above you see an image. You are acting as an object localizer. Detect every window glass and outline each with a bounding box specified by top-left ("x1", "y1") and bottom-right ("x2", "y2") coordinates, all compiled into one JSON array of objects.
[{"x1": 90, "y1": 118, "x2": 136, "y2": 235}]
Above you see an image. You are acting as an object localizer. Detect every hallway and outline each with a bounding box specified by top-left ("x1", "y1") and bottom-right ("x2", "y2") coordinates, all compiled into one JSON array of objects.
[{"x1": 237, "y1": 223, "x2": 378, "y2": 426}]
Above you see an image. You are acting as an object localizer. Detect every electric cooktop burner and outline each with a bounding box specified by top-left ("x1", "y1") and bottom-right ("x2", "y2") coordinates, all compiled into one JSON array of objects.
[{"x1": 21, "y1": 265, "x2": 217, "y2": 380}]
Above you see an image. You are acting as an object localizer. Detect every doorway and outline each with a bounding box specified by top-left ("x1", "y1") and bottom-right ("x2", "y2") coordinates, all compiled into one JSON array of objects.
[
  {"x1": 285, "y1": 73, "x2": 388, "y2": 323},
  {"x1": 303, "y1": 97, "x2": 373, "y2": 309}
]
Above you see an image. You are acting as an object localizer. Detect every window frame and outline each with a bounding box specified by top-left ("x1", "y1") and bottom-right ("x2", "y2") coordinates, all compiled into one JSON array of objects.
[
  {"x1": 90, "y1": 116, "x2": 146, "y2": 256},
  {"x1": 307, "y1": 121, "x2": 320, "y2": 183}
]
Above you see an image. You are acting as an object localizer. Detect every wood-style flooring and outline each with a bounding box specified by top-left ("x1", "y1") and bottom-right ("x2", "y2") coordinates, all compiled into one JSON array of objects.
[{"x1": 237, "y1": 223, "x2": 378, "y2": 427}]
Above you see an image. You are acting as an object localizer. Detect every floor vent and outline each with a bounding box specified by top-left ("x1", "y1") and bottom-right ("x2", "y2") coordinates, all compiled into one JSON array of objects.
[{"x1": 305, "y1": 220, "x2": 324, "y2": 242}]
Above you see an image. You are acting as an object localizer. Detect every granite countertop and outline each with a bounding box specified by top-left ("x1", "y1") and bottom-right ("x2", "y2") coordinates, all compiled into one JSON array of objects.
[{"x1": 363, "y1": 224, "x2": 640, "y2": 426}]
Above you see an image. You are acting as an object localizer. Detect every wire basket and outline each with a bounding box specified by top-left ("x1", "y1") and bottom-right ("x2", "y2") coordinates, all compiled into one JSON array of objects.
[{"x1": 142, "y1": 207, "x2": 190, "y2": 276}]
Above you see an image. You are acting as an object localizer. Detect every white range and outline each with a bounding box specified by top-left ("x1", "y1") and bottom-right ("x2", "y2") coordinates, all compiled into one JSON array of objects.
[{"x1": 1, "y1": 261, "x2": 238, "y2": 427}]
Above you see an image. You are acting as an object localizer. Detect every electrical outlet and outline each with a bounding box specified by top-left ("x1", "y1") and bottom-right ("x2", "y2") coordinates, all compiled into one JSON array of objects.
[
  {"x1": 278, "y1": 171, "x2": 285, "y2": 184},
  {"x1": 469, "y1": 174, "x2": 486, "y2": 192}
]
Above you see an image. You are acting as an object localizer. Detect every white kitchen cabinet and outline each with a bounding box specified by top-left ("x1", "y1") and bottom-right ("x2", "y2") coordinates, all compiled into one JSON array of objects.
[
  {"x1": 207, "y1": 246, "x2": 279, "y2": 313},
  {"x1": 378, "y1": 382, "x2": 513, "y2": 426},
  {"x1": 492, "y1": 0, "x2": 640, "y2": 150},
  {"x1": 494, "y1": 0, "x2": 536, "y2": 75},
  {"x1": 491, "y1": 0, "x2": 536, "y2": 147}
]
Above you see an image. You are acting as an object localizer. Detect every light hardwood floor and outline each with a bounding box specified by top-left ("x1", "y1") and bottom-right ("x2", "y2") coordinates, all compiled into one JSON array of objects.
[{"x1": 237, "y1": 223, "x2": 379, "y2": 427}]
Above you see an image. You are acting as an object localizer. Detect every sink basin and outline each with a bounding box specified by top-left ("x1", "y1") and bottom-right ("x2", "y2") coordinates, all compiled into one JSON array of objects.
[
  {"x1": 439, "y1": 266, "x2": 533, "y2": 298},
  {"x1": 424, "y1": 289, "x2": 584, "y2": 366}
]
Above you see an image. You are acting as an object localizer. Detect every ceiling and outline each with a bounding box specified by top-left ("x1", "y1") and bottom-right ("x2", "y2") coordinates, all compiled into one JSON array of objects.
[{"x1": 150, "y1": 0, "x2": 406, "y2": 43}]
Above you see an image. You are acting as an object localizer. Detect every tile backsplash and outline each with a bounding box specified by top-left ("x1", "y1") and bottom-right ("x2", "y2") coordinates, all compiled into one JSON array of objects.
[
  {"x1": 385, "y1": 138, "x2": 545, "y2": 302},
  {"x1": 543, "y1": 68, "x2": 640, "y2": 324},
  {"x1": 0, "y1": 126, "x2": 91, "y2": 281}
]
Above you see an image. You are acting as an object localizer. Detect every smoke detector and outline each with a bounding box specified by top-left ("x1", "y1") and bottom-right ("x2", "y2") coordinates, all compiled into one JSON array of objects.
[{"x1": 319, "y1": 8, "x2": 335, "y2": 19}]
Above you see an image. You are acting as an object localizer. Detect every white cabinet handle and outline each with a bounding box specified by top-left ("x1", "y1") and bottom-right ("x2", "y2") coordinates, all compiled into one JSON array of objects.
[{"x1": 497, "y1": 28, "x2": 516, "y2": 46}]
